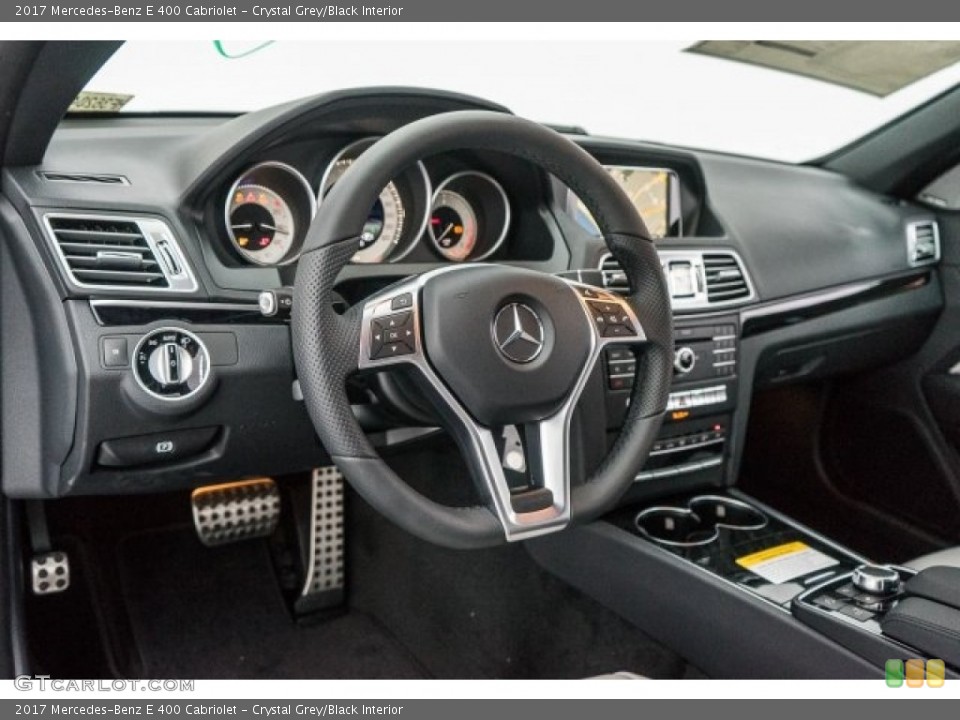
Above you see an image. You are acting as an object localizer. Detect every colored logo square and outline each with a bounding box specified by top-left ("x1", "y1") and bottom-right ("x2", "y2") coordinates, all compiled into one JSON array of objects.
[
  {"x1": 927, "y1": 659, "x2": 945, "y2": 688},
  {"x1": 885, "y1": 659, "x2": 904, "y2": 687},
  {"x1": 906, "y1": 658, "x2": 925, "y2": 687}
]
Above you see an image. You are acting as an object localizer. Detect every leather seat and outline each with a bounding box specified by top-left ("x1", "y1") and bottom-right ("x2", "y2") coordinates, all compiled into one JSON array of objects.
[{"x1": 908, "y1": 547, "x2": 960, "y2": 571}]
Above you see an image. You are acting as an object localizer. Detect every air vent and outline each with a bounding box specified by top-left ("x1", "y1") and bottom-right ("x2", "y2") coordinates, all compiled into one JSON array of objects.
[
  {"x1": 703, "y1": 253, "x2": 751, "y2": 303},
  {"x1": 39, "y1": 171, "x2": 129, "y2": 185},
  {"x1": 600, "y1": 249, "x2": 755, "y2": 309},
  {"x1": 43, "y1": 214, "x2": 197, "y2": 293},
  {"x1": 906, "y1": 220, "x2": 940, "y2": 266},
  {"x1": 599, "y1": 254, "x2": 629, "y2": 293}
]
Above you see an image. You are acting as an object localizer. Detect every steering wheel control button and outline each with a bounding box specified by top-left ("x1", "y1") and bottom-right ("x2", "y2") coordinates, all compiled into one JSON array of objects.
[
  {"x1": 96, "y1": 426, "x2": 219, "y2": 468},
  {"x1": 852, "y1": 564, "x2": 902, "y2": 597},
  {"x1": 493, "y1": 303, "x2": 545, "y2": 364},
  {"x1": 133, "y1": 328, "x2": 211, "y2": 401},
  {"x1": 390, "y1": 293, "x2": 413, "y2": 311},
  {"x1": 369, "y1": 312, "x2": 415, "y2": 359},
  {"x1": 586, "y1": 299, "x2": 636, "y2": 337},
  {"x1": 101, "y1": 336, "x2": 129, "y2": 368}
]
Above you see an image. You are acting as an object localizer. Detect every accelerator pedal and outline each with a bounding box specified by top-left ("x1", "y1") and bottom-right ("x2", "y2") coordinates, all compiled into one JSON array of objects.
[
  {"x1": 296, "y1": 467, "x2": 345, "y2": 614},
  {"x1": 191, "y1": 478, "x2": 280, "y2": 547}
]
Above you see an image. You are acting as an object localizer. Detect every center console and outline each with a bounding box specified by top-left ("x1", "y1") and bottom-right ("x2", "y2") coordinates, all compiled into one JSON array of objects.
[
  {"x1": 530, "y1": 488, "x2": 960, "y2": 678},
  {"x1": 605, "y1": 314, "x2": 739, "y2": 486}
]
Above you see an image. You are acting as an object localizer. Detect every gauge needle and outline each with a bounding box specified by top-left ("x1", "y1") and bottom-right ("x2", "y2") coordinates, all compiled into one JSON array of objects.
[{"x1": 436, "y1": 223, "x2": 455, "y2": 243}]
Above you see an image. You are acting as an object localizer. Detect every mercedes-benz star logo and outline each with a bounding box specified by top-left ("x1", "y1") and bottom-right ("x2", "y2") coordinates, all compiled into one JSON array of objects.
[{"x1": 493, "y1": 303, "x2": 545, "y2": 364}]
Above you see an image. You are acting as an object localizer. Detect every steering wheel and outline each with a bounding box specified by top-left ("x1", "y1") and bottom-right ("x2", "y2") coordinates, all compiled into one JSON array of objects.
[{"x1": 292, "y1": 111, "x2": 673, "y2": 549}]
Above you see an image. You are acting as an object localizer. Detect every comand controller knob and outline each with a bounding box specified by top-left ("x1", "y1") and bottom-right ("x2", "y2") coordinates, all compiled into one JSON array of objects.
[{"x1": 851, "y1": 564, "x2": 902, "y2": 597}]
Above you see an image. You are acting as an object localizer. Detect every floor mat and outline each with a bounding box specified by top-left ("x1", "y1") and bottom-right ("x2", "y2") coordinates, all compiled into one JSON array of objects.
[
  {"x1": 348, "y1": 475, "x2": 694, "y2": 679},
  {"x1": 118, "y1": 526, "x2": 426, "y2": 679}
]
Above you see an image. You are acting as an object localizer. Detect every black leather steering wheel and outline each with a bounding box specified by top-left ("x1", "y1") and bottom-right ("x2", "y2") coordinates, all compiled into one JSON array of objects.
[{"x1": 292, "y1": 111, "x2": 673, "y2": 549}]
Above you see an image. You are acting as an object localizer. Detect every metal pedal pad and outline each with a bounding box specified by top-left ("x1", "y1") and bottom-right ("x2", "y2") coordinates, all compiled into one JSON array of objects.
[
  {"x1": 297, "y1": 467, "x2": 345, "y2": 613},
  {"x1": 31, "y1": 551, "x2": 70, "y2": 595},
  {"x1": 191, "y1": 478, "x2": 280, "y2": 547}
]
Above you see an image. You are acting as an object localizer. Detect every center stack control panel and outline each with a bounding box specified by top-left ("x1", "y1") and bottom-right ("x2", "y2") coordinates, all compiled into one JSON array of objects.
[{"x1": 605, "y1": 314, "x2": 739, "y2": 483}]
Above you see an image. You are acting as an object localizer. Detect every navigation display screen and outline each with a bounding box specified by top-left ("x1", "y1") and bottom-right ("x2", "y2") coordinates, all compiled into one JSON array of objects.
[{"x1": 573, "y1": 166, "x2": 680, "y2": 238}]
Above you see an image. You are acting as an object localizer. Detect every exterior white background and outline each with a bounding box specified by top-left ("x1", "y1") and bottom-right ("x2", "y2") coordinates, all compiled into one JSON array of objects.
[{"x1": 82, "y1": 38, "x2": 960, "y2": 162}]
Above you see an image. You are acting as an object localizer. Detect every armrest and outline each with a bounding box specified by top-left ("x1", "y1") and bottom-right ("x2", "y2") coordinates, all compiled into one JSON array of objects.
[
  {"x1": 903, "y1": 566, "x2": 960, "y2": 611},
  {"x1": 881, "y1": 597, "x2": 960, "y2": 667}
]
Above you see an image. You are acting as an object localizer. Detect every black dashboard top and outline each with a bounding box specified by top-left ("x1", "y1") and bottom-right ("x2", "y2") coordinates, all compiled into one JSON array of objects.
[{"x1": 1, "y1": 87, "x2": 938, "y2": 311}]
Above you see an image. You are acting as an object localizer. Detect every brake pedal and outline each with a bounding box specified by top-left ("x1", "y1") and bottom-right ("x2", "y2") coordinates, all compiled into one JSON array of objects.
[
  {"x1": 31, "y1": 551, "x2": 70, "y2": 595},
  {"x1": 25, "y1": 501, "x2": 71, "y2": 595},
  {"x1": 296, "y1": 467, "x2": 345, "y2": 613},
  {"x1": 191, "y1": 478, "x2": 280, "y2": 547}
]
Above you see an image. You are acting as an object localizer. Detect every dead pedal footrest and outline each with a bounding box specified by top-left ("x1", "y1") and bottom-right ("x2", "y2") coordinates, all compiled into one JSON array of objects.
[
  {"x1": 191, "y1": 478, "x2": 280, "y2": 547},
  {"x1": 296, "y1": 467, "x2": 345, "y2": 613}
]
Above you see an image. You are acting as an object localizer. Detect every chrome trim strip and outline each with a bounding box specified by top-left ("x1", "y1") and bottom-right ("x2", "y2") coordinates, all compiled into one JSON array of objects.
[
  {"x1": 740, "y1": 279, "x2": 880, "y2": 324},
  {"x1": 90, "y1": 299, "x2": 259, "y2": 312},
  {"x1": 42, "y1": 212, "x2": 198, "y2": 294},
  {"x1": 635, "y1": 455, "x2": 723, "y2": 482}
]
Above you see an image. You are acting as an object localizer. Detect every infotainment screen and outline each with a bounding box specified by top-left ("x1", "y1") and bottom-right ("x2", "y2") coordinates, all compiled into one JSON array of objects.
[{"x1": 572, "y1": 166, "x2": 681, "y2": 238}]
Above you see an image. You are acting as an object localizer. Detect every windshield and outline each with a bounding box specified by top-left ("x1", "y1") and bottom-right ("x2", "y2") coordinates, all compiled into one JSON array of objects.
[{"x1": 81, "y1": 40, "x2": 960, "y2": 163}]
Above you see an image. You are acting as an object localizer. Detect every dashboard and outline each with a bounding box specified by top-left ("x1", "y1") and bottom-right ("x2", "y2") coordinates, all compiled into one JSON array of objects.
[{"x1": 0, "y1": 87, "x2": 945, "y2": 502}]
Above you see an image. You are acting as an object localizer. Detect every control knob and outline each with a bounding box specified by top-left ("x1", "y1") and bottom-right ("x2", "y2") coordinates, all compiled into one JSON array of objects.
[
  {"x1": 133, "y1": 328, "x2": 211, "y2": 402},
  {"x1": 674, "y1": 346, "x2": 697, "y2": 374},
  {"x1": 851, "y1": 564, "x2": 902, "y2": 597}
]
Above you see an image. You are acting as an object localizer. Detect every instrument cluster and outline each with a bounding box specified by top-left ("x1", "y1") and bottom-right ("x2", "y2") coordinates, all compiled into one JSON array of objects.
[{"x1": 222, "y1": 137, "x2": 513, "y2": 268}]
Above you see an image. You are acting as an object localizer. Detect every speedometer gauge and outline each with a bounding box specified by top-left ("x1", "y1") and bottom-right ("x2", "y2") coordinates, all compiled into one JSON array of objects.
[
  {"x1": 322, "y1": 158, "x2": 406, "y2": 264},
  {"x1": 224, "y1": 161, "x2": 316, "y2": 267},
  {"x1": 319, "y1": 138, "x2": 432, "y2": 265}
]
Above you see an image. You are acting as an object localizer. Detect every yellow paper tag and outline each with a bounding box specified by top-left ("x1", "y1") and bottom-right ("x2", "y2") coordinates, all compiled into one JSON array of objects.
[{"x1": 736, "y1": 541, "x2": 838, "y2": 584}]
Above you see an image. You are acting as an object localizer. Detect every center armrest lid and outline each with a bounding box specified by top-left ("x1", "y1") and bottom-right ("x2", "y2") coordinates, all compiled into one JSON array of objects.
[{"x1": 904, "y1": 566, "x2": 960, "y2": 611}]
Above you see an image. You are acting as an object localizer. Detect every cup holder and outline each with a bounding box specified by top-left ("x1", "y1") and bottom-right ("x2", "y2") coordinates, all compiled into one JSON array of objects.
[{"x1": 635, "y1": 495, "x2": 768, "y2": 547}]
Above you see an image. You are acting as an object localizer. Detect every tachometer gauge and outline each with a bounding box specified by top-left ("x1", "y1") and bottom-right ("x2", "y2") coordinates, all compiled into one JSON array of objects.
[
  {"x1": 429, "y1": 190, "x2": 478, "y2": 262},
  {"x1": 224, "y1": 162, "x2": 316, "y2": 267},
  {"x1": 319, "y1": 138, "x2": 431, "y2": 265}
]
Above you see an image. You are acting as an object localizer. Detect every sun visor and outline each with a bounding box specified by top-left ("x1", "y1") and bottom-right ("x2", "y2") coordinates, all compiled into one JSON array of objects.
[{"x1": 688, "y1": 41, "x2": 960, "y2": 96}]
